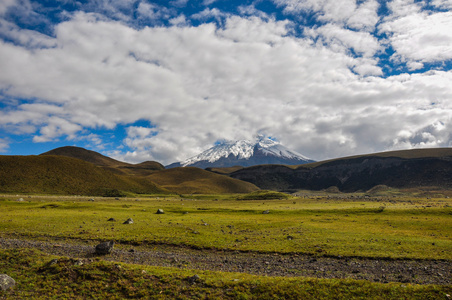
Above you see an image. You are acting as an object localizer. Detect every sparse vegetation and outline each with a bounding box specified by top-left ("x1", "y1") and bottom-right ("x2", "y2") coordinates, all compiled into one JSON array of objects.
[{"x1": 1, "y1": 248, "x2": 450, "y2": 299}]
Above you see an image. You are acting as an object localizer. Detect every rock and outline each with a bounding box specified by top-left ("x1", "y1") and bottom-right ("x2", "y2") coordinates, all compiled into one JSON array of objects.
[
  {"x1": 95, "y1": 241, "x2": 115, "y2": 255},
  {"x1": 89, "y1": 198, "x2": 95, "y2": 202},
  {"x1": 16, "y1": 198, "x2": 24, "y2": 202},
  {"x1": 156, "y1": 209, "x2": 165, "y2": 214},
  {"x1": 0, "y1": 274, "x2": 15, "y2": 291},
  {"x1": 262, "y1": 210, "x2": 270, "y2": 214},
  {"x1": 186, "y1": 274, "x2": 200, "y2": 283},
  {"x1": 107, "y1": 218, "x2": 116, "y2": 222},
  {"x1": 123, "y1": 218, "x2": 133, "y2": 224},
  {"x1": 74, "y1": 260, "x2": 84, "y2": 266}
]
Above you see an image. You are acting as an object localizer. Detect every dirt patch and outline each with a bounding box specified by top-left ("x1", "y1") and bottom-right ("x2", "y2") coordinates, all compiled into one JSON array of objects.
[{"x1": 0, "y1": 237, "x2": 450, "y2": 285}]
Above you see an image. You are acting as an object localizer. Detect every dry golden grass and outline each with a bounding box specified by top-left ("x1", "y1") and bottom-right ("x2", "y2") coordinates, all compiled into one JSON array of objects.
[
  {"x1": 0, "y1": 155, "x2": 167, "y2": 196},
  {"x1": 146, "y1": 167, "x2": 259, "y2": 194}
]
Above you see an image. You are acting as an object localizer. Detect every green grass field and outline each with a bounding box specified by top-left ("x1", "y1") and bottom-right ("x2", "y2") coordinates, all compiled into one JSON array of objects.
[
  {"x1": 1, "y1": 194, "x2": 450, "y2": 259},
  {"x1": 1, "y1": 193, "x2": 451, "y2": 299}
]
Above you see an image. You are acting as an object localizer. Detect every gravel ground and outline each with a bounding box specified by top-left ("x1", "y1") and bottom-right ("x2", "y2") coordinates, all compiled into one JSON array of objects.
[{"x1": 1, "y1": 237, "x2": 450, "y2": 285}]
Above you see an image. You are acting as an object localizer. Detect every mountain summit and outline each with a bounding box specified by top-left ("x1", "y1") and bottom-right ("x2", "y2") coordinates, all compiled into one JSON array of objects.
[{"x1": 167, "y1": 136, "x2": 314, "y2": 169}]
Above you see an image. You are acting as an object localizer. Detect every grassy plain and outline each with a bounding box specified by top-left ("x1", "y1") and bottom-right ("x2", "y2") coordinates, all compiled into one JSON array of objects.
[{"x1": 0, "y1": 193, "x2": 451, "y2": 259}]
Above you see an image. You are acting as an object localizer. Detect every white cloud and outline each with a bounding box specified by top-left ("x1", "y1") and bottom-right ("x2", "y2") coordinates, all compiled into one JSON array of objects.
[
  {"x1": 203, "y1": 0, "x2": 218, "y2": 5},
  {"x1": 1, "y1": 10, "x2": 452, "y2": 164},
  {"x1": 0, "y1": 137, "x2": 9, "y2": 152},
  {"x1": 169, "y1": 14, "x2": 188, "y2": 26},
  {"x1": 0, "y1": 0, "x2": 17, "y2": 16},
  {"x1": 273, "y1": 0, "x2": 380, "y2": 31},
  {"x1": 307, "y1": 23, "x2": 382, "y2": 57},
  {"x1": 191, "y1": 7, "x2": 226, "y2": 21},
  {"x1": 380, "y1": 10, "x2": 452, "y2": 66},
  {"x1": 432, "y1": 0, "x2": 452, "y2": 9}
]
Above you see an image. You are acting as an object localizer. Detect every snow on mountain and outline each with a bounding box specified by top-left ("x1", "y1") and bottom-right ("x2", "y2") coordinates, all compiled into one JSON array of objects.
[{"x1": 166, "y1": 136, "x2": 314, "y2": 169}]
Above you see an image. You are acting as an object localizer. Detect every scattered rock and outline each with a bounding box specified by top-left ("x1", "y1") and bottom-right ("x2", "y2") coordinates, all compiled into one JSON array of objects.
[
  {"x1": 89, "y1": 198, "x2": 95, "y2": 202},
  {"x1": 95, "y1": 241, "x2": 115, "y2": 255},
  {"x1": 107, "y1": 218, "x2": 116, "y2": 222},
  {"x1": 262, "y1": 210, "x2": 270, "y2": 214},
  {"x1": 123, "y1": 218, "x2": 133, "y2": 224},
  {"x1": 74, "y1": 259, "x2": 84, "y2": 266},
  {"x1": 0, "y1": 274, "x2": 15, "y2": 291},
  {"x1": 16, "y1": 198, "x2": 24, "y2": 202},
  {"x1": 49, "y1": 259, "x2": 58, "y2": 265},
  {"x1": 286, "y1": 235, "x2": 294, "y2": 240},
  {"x1": 156, "y1": 209, "x2": 165, "y2": 214},
  {"x1": 186, "y1": 274, "x2": 200, "y2": 283}
]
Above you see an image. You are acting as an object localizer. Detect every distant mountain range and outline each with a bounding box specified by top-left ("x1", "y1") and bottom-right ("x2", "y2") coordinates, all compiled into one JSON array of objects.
[
  {"x1": 229, "y1": 148, "x2": 452, "y2": 193},
  {"x1": 2, "y1": 145, "x2": 452, "y2": 196},
  {"x1": 167, "y1": 136, "x2": 314, "y2": 169}
]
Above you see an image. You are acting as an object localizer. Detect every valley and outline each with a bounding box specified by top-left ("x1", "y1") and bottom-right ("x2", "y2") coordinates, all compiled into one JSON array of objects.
[
  {"x1": 1, "y1": 146, "x2": 452, "y2": 298},
  {"x1": 0, "y1": 193, "x2": 451, "y2": 298}
]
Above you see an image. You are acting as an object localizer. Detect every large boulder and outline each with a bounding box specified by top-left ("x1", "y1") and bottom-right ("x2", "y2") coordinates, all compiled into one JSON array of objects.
[
  {"x1": 95, "y1": 241, "x2": 115, "y2": 255},
  {"x1": 0, "y1": 274, "x2": 15, "y2": 291}
]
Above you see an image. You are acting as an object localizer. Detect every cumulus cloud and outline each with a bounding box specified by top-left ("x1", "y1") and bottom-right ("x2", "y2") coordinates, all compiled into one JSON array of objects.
[
  {"x1": 273, "y1": 0, "x2": 380, "y2": 30},
  {"x1": 1, "y1": 2, "x2": 452, "y2": 164},
  {"x1": 380, "y1": 1, "x2": 452, "y2": 67},
  {"x1": 306, "y1": 23, "x2": 382, "y2": 57}
]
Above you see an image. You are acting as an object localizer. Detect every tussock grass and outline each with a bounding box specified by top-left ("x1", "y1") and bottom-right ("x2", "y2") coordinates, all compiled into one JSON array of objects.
[
  {"x1": 1, "y1": 195, "x2": 451, "y2": 260},
  {"x1": 1, "y1": 248, "x2": 450, "y2": 299}
]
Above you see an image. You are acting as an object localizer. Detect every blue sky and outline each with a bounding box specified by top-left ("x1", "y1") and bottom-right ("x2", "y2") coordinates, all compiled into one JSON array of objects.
[{"x1": 1, "y1": 0, "x2": 452, "y2": 164}]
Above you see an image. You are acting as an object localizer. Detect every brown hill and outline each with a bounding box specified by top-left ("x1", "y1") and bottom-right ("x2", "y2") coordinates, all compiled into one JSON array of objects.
[
  {"x1": 205, "y1": 166, "x2": 244, "y2": 175},
  {"x1": 296, "y1": 148, "x2": 452, "y2": 169},
  {"x1": 41, "y1": 146, "x2": 164, "y2": 176},
  {"x1": 146, "y1": 167, "x2": 259, "y2": 194},
  {"x1": 0, "y1": 155, "x2": 168, "y2": 196},
  {"x1": 230, "y1": 147, "x2": 452, "y2": 192}
]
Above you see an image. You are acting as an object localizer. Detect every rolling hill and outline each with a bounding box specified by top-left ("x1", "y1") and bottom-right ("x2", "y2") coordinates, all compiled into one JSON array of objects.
[
  {"x1": 0, "y1": 155, "x2": 168, "y2": 196},
  {"x1": 146, "y1": 167, "x2": 259, "y2": 194},
  {"x1": 41, "y1": 146, "x2": 164, "y2": 176},
  {"x1": 230, "y1": 148, "x2": 452, "y2": 192}
]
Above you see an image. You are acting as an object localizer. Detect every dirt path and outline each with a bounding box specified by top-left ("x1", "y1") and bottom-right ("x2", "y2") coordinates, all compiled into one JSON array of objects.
[{"x1": 0, "y1": 237, "x2": 450, "y2": 285}]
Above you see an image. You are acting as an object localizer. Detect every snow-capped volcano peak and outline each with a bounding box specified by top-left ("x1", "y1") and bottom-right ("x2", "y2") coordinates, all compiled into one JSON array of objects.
[{"x1": 166, "y1": 136, "x2": 314, "y2": 169}]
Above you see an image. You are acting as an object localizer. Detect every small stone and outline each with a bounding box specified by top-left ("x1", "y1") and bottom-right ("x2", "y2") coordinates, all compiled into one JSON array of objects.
[
  {"x1": 0, "y1": 274, "x2": 15, "y2": 291},
  {"x1": 16, "y1": 198, "x2": 24, "y2": 202},
  {"x1": 286, "y1": 235, "x2": 294, "y2": 240},
  {"x1": 95, "y1": 241, "x2": 115, "y2": 255},
  {"x1": 156, "y1": 209, "x2": 165, "y2": 214},
  {"x1": 123, "y1": 218, "x2": 133, "y2": 224},
  {"x1": 89, "y1": 198, "x2": 95, "y2": 202},
  {"x1": 74, "y1": 260, "x2": 84, "y2": 266},
  {"x1": 187, "y1": 274, "x2": 200, "y2": 283},
  {"x1": 107, "y1": 218, "x2": 116, "y2": 222},
  {"x1": 262, "y1": 210, "x2": 270, "y2": 214},
  {"x1": 49, "y1": 259, "x2": 58, "y2": 265}
]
